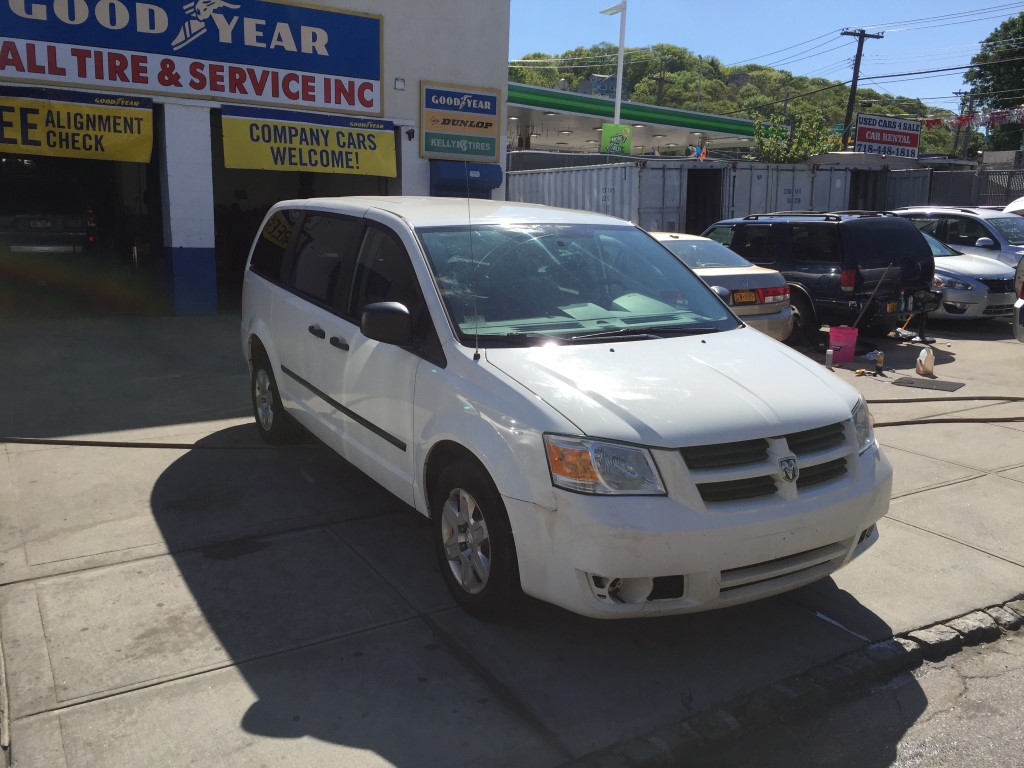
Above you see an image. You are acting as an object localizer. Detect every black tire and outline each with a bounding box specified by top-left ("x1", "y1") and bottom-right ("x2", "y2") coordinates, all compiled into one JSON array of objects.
[
  {"x1": 788, "y1": 292, "x2": 820, "y2": 348},
  {"x1": 250, "y1": 349, "x2": 299, "y2": 445},
  {"x1": 431, "y1": 458, "x2": 521, "y2": 615}
]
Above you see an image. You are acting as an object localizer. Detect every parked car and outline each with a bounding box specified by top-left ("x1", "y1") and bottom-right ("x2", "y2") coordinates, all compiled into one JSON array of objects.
[
  {"x1": 648, "y1": 232, "x2": 793, "y2": 341},
  {"x1": 241, "y1": 197, "x2": 891, "y2": 619},
  {"x1": 0, "y1": 163, "x2": 98, "y2": 255},
  {"x1": 893, "y1": 206, "x2": 1024, "y2": 269},
  {"x1": 1015, "y1": 256, "x2": 1024, "y2": 342},
  {"x1": 702, "y1": 212, "x2": 937, "y2": 342},
  {"x1": 919, "y1": 232, "x2": 1016, "y2": 320}
]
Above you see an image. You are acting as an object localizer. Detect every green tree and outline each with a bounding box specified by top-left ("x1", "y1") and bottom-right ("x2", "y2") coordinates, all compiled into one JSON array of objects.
[
  {"x1": 965, "y1": 12, "x2": 1024, "y2": 151},
  {"x1": 751, "y1": 112, "x2": 841, "y2": 163}
]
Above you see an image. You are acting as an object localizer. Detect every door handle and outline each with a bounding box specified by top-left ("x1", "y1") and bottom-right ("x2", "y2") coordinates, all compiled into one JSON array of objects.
[
  {"x1": 330, "y1": 336, "x2": 350, "y2": 351},
  {"x1": 308, "y1": 325, "x2": 326, "y2": 339}
]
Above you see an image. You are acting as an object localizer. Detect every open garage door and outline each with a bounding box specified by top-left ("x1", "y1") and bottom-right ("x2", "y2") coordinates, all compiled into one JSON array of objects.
[
  {"x1": 0, "y1": 87, "x2": 163, "y2": 316},
  {"x1": 210, "y1": 109, "x2": 398, "y2": 309}
]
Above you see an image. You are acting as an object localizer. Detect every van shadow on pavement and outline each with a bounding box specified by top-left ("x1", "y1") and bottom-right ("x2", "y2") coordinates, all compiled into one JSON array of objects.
[{"x1": 143, "y1": 426, "x2": 926, "y2": 766}]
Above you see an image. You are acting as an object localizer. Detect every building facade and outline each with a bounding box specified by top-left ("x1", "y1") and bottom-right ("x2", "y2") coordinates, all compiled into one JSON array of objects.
[{"x1": 0, "y1": 0, "x2": 510, "y2": 313}]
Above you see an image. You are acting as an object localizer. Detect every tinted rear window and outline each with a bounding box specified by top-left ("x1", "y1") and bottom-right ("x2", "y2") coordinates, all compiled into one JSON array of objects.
[{"x1": 839, "y1": 218, "x2": 931, "y2": 268}]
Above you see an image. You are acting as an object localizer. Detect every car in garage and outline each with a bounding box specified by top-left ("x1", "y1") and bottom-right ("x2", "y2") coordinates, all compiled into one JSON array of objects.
[
  {"x1": 648, "y1": 232, "x2": 792, "y2": 341},
  {"x1": 0, "y1": 160, "x2": 98, "y2": 255},
  {"x1": 920, "y1": 232, "x2": 1016, "y2": 320},
  {"x1": 241, "y1": 197, "x2": 891, "y2": 619}
]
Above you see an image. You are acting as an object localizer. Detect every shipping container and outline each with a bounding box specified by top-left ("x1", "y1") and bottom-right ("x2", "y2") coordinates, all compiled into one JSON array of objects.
[{"x1": 506, "y1": 159, "x2": 730, "y2": 234}]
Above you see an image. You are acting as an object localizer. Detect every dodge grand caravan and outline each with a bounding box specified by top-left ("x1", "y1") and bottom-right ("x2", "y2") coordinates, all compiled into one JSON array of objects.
[{"x1": 241, "y1": 197, "x2": 892, "y2": 618}]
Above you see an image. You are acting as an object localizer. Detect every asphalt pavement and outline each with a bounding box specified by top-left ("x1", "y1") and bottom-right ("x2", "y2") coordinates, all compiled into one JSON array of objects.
[{"x1": 1, "y1": 314, "x2": 1022, "y2": 768}]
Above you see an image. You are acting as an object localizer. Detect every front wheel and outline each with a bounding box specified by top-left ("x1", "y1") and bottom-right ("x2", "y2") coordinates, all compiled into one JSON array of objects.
[{"x1": 432, "y1": 459, "x2": 520, "y2": 615}]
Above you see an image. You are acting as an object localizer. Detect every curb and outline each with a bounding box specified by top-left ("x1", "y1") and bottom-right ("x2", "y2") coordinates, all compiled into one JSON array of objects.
[{"x1": 564, "y1": 596, "x2": 1024, "y2": 768}]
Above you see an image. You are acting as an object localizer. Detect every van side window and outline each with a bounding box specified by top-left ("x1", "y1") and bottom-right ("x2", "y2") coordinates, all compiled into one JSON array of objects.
[
  {"x1": 730, "y1": 226, "x2": 775, "y2": 264},
  {"x1": 288, "y1": 214, "x2": 363, "y2": 310},
  {"x1": 790, "y1": 225, "x2": 841, "y2": 263},
  {"x1": 944, "y1": 216, "x2": 995, "y2": 247},
  {"x1": 249, "y1": 210, "x2": 299, "y2": 283}
]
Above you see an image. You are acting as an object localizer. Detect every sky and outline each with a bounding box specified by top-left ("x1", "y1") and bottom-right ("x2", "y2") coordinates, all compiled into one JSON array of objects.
[{"x1": 508, "y1": 1, "x2": 1024, "y2": 116}]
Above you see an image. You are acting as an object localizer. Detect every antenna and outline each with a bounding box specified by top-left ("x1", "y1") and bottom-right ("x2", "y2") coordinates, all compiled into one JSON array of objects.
[{"x1": 465, "y1": 161, "x2": 481, "y2": 361}]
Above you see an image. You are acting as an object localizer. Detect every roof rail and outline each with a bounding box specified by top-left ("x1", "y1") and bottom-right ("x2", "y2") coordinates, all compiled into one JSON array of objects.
[
  {"x1": 826, "y1": 210, "x2": 897, "y2": 217},
  {"x1": 742, "y1": 212, "x2": 841, "y2": 221}
]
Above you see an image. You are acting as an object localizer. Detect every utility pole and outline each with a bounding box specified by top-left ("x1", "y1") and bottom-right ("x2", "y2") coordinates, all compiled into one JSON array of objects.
[
  {"x1": 952, "y1": 91, "x2": 967, "y2": 156},
  {"x1": 962, "y1": 93, "x2": 975, "y2": 161},
  {"x1": 841, "y1": 28, "x2": 884, "y2": 150}
]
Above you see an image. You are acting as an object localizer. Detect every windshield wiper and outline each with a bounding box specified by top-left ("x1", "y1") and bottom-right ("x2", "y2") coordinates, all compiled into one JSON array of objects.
[{"x1": 570, "y1": 325, "x2": 721, "y2": 341}]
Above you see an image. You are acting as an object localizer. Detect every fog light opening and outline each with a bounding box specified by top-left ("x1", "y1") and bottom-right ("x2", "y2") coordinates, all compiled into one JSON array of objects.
[{"x1": 586, "y1": 573, "x2": 655, "y2": 604}]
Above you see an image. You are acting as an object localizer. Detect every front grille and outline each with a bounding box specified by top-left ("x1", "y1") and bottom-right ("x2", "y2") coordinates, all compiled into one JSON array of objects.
[
  {"x1": 786, "y1": 422, "x2": 845, "y2": 454},
  {"x1": 681, "y1": 439, "x2": 768, "y2": 469},
  {"x1": 697, "y1": 475, "x2": 777, "y2": 502},
  {"x1": 984, "y1": 303, "x2": 1014, "y2": 316},
  {"x1": 979, "y1": 278, "x2": 1013, "y2": 293},
  {"x1": 796, "y1": 458, "x2": 848, "y2": 488}
]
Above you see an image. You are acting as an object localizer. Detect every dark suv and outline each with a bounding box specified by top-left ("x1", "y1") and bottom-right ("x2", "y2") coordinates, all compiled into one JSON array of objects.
[{"x1": 702, "y1": 212, "x2": 937, "y2": 342}]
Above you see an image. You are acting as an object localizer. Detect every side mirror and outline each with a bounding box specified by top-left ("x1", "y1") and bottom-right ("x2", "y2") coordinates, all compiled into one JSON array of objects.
[
  {"x1": 975, "y1": 237, "x2": 997, "y2": 249},
  {"x1": 711, "y1": 285, "x2": 731, "y2": 303},
  {"x1": 361, "y1": 301, "x2": 413, "y2": 346}
]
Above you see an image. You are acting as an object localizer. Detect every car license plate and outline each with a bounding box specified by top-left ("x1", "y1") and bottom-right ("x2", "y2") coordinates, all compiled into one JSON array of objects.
[
  {"x1": 30, "y1": 219, "x2": 52, "y2": 229},
  {"x1": 732, "y1": 290, "x2": 757, "y2": 305},
  {"x1": 886, "y1": 301, "x2": 897, "y2": 313}
]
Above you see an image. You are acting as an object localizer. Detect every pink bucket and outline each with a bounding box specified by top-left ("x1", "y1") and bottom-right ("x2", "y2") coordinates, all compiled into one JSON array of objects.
[{"x1": 829, "y1": 325, "x2": 858, "y2": 364}]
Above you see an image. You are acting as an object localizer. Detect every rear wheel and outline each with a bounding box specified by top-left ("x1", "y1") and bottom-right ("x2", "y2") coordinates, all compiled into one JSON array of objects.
[
  {"x1": 251, "y1": 349, "x2": 299, "y2": 444},
  {"x1": 432, "y1": 459, "x2": 520, "y2": 615},
  {"x1": 788, "y1": 292, "x2": 820, "y2": 348}
]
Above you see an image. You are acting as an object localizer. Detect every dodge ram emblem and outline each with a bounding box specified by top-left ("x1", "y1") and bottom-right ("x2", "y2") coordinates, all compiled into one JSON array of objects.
[{"x1": 780, "y1": 457, "x2": 799, "y2": 483}]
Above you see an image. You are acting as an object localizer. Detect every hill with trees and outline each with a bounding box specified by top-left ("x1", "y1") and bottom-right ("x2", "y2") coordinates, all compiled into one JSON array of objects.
[{"x1": 509, "y1": 42, "x2": 959, "y2": 161}]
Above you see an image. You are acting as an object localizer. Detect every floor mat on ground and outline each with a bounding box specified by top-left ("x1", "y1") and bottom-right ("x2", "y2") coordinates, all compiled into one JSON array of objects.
[{"x1": 891, "y1": 377, "x2": 965, "y2": 392}]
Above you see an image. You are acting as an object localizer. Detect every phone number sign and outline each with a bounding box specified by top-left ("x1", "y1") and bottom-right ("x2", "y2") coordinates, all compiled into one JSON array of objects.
[
  {"x1": 0, "y1": 0, "x2": 382, "y2": 113},
  {"x1": 854, "y1": 113, "x2": 921, "y2": 159}
]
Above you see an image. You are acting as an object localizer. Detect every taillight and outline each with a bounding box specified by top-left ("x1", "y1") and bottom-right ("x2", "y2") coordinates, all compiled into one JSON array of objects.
[
  {"x1": 840, "y1": 268, "x2": 857, "y2": 293},
  {"x1": 757, "y1": 286, "x2": 790, "y2": 304}
]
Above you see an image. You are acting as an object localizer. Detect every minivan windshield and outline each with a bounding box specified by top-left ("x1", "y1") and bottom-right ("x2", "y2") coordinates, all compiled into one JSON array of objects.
[{"x1": 417, "y1": 223, "x2": 739, "y2": 346}]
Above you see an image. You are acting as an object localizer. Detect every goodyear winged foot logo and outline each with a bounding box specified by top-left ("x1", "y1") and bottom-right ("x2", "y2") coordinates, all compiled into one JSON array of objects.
[{"x1": 171, "y1": 0, "x2": 241, "y2": 51}]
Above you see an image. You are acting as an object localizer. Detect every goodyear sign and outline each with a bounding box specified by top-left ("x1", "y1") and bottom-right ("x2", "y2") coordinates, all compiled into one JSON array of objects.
[
  {"x1": 420, "y1": 82, "x2": 499, "y2": 162},
  {"x1": 0, "y1": 84, "x2": 152, "y2": 160},
  {"x1": 0, "y1": 0, "x2": 381, "y2": 113},
  {"x1": 222, "y1": 105, "x2": 395, "y2": 176}
]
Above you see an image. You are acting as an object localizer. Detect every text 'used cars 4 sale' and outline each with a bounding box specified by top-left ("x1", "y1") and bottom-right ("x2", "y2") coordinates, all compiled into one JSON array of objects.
[{"x1": 241, "y1": 197, "x2": 892, "y2": 619}]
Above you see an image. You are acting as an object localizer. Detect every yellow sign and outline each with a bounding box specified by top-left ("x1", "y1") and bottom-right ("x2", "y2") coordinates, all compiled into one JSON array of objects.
[
  {"x1": 221, "y1": 106, "x2": 396, "y2": 177},
  {"x1": 0, "y1": 86, "x2": 153, "y2": 162}
]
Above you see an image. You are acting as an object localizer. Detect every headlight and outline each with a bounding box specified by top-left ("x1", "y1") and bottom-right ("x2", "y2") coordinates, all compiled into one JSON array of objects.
[
  {"x1": 852, "y1": 398, "x2": 875, "y2": 454},
  {"x1": 933, "y1": 274, "x2": 973, "y2": 290},
  {"x1": 544, "y1": 435, "x2": 665, "y2": 495}
]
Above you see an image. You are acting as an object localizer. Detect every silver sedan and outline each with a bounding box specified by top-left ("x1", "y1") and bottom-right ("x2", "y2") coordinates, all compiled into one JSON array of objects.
[
  {"x1": 921, "y1": 233, "x2": 1016, "y2": 320},
  {"x1": 649, "y1": 232, "x2": 793, "y2": 341}
]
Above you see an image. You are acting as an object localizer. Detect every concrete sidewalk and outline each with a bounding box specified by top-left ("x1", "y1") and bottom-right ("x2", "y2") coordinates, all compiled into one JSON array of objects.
[{"x1": 1, "y1": 315, "x2": 1022, "y2": 768}]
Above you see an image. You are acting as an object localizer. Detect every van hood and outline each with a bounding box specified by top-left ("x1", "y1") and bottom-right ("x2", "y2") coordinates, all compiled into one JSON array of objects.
[{"x1": 484, "y1": 328, "x2": 857, "y2": 447}]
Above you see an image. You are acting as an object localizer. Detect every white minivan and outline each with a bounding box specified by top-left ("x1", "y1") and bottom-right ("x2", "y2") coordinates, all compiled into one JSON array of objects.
[{"x1": 241, "y1": 197, "x2": 892, "y2": 619}]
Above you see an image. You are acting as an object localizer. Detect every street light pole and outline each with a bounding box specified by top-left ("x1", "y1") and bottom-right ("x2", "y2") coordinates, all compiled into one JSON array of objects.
[{"x1": 600, "y1": 1, "x2": 627, "y2": 125}]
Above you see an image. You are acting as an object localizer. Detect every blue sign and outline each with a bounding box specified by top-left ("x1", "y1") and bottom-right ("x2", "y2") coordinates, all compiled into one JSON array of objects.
[{"x1": 0, "y1": 1, "x2": 382, "y2": 112}]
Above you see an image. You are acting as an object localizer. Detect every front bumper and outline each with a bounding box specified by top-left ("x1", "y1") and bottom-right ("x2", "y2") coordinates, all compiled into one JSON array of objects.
[
  {"x1": 507, "y1": 440, "x2": 892, "y2": 618},
  {"x1": 929, "y1": 288, "x2": 1016, "y2": 319}
]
